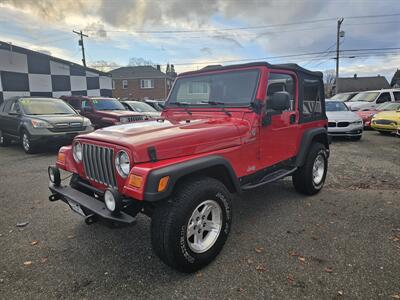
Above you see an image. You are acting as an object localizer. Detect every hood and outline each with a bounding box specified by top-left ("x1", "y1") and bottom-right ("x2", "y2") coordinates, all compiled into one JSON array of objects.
[
  {"x1": 95, "y1": 110, "x2": 145, "y2": 118},
  {"x1": 79, "y1": 117, "x2": 250, "y2": 163},
  {"x1": 30, "y1": 114, "x2": 86, "y2": 126},
  {"x1": 373, "y1": 111, "x2": 400, "y2": 120},
  {"x1": 326, "y1": 111, "x2": 361, "y2": 122},
  {"x1": 144, "y1": 111, "x2": 162, "y2": 118}
]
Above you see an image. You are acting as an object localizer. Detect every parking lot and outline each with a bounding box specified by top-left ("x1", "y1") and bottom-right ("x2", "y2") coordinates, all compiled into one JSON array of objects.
[{"x1": 0, "y1": 130, "x2": 399, "y2": 299}]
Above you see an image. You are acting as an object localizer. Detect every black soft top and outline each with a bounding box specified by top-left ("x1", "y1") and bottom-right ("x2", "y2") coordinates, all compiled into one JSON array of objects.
[{"x1": 180, "y1": 62, "x2": 322, "y2": 78}]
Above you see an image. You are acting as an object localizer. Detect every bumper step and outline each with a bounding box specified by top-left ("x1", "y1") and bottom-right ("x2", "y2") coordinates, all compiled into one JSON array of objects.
[{"x1": 49, "y1": 184, "x2": 136, "y2": 225}]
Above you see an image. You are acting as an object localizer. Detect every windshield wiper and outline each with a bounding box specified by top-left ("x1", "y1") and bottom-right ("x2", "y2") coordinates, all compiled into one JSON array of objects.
[
  {"x1": 201, "y1": 100, "x2": 232, "y2": 116},
  {"x1": 168, "y1": 102, "x2": 192, "y2": 115}
]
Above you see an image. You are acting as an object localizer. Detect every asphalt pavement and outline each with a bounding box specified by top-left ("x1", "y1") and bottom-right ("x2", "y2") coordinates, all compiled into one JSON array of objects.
[{"x1": 0, "y1": 130, "x2": 399, "y2": 299}]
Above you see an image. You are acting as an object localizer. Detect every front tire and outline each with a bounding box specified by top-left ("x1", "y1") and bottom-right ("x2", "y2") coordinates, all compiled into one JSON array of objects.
[
  {"x1": 151, "y1": 177, "x2": 232, "y2": 273},
  {"x1": 292, "y1": 142, "x2": 328, "y2": 195},
  {"x1": 21, "y1": 129, "x2": 37, "y2": 154}
]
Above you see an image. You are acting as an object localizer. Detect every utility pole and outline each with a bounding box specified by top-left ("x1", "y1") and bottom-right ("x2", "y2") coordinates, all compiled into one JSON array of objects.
[
  {"x1": 335, "y1": 18, "x2": 344, "y2": 92},
  {"x1": 73, "y1": 30, "x2": 88, "y2": 67}
]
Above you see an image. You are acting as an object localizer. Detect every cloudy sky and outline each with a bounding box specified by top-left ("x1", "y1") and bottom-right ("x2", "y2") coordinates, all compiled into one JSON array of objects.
[{"x1": 0, "y1": 0, "x2": 399, "y2": 79}]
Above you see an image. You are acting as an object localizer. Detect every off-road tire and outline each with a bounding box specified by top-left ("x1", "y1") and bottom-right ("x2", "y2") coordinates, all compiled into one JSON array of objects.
[
  {"x1": 21, "y1": 129, "x2": 38, "y2": 154},
  {"x1": 292, "y1": 142, "x2": 328, "y2": 195},
  {"x1": 151, "y1": 177, "x2": 232, "y2": 273},
  {"x1": 0, "y1": 130, "x2": 12, "y2": 146}
]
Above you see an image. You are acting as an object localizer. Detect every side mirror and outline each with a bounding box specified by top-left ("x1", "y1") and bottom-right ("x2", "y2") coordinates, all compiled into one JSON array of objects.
[{"x1": 269, "y1": 92, "x2": 291, "y2": 111}]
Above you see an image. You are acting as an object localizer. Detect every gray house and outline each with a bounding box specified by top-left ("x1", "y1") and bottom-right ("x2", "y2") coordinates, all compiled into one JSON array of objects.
[{"x1": 335, "y1": 74, "x2": 390, "y2": 93}]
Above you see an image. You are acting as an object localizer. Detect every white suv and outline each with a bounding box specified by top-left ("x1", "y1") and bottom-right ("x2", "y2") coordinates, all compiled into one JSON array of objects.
[{"x1": 346, "y1": 89, "x2": 400, "y2": 111}]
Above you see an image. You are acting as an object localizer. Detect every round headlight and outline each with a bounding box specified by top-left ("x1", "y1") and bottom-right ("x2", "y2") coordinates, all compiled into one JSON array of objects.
[
  {"x1": 115, "y1": 150, "x2": 130, "y2": 178},
  {"x1": 73, "y1": 142, "x2": 83, "y2": 162}
]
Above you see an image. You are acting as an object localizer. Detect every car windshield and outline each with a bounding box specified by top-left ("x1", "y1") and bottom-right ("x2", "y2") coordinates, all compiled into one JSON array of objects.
[
  {"x1": 167, "y1": 69, "x2": 260, "y2": 106},
  {"x1": 20, "y1": 98, "x2": 76, "y2": 115},
  {"x1": 377, "y1": 102, "x2": 400, "y2": 111},
  {"x1": 331, "y1": 93, "x2": 353, "y2": 101},
  {"x1": 348, "y1": 92, "x2": 379, "y2": 102},
  {"x1": 326, "y1": 101, "x2": 349, "y2": 112},
  {"x1": 128, "y1": 101, "x2": 157, "y2": 112},
  {"x1": 92, "y1": 98, "x2": 125, "y2": 110}
]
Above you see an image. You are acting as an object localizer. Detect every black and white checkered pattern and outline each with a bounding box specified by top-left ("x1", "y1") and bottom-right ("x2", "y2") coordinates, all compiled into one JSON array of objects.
[{"x1": 0, "y1": 41, "x2": 112, "y2": 104}]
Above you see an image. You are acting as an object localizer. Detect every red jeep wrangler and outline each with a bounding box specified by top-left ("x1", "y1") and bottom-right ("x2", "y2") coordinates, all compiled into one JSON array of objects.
[
  {"x1": 60, "y1": 96, "x2": 148, "y2": 129},
  {"x1": 48, "y1": 62, "x2": 329, "y2": 272}
]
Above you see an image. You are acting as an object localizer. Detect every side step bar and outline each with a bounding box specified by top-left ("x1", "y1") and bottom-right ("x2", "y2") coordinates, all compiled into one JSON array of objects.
[{"x1": 241, "y1": 167, "x2": 297, "y2": 190}]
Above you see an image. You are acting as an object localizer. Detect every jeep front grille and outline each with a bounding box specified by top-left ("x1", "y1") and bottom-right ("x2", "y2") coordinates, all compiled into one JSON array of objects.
[{"x1": 82, "y1": 144, "x2": 117, "y2": 187}]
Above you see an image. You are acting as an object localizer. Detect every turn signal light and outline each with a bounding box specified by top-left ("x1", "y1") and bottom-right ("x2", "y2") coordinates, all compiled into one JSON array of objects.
[
  {"x1": 129, "y1": 174, "x2": 143, "y2": 188},
  {"x1": 158, "y1": 176, "x2": 170, "y2": 192},
  {"x1": 57, "y1": 152, "x2": 66, "y2": 164}
]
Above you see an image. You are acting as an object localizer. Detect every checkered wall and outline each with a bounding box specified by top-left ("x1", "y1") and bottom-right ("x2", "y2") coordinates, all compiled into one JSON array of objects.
[{"x1": 0, "y1": 46, "x2": 112, "y2": 104}]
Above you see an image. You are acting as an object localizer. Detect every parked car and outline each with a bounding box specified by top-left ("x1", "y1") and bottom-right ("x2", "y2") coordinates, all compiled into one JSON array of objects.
[
  {"x1": 144, "y1": 99, "x2": 166, "y2": 111},
  {"x1": 356, "y1": 101, "x2": 400, "y2": 128},
  {"x1": 330, "y1": 92, "x2": 358, "y2": 102},
  {"x1": 121, "y1": 100, "x2": 162, "y2": 118},
  {"x1": 326, "y1": 100, "x2": 363, "y2": 140},
  {"x1": 0, "y1": 97, "x2": 93, "y2": 153},
  {"x1": 48, "y1": 62, "x2": 330, "y2": 273},
  {"x1": 345, "y1": 89, "x2": 400, "y2": 111},
  {"x1": 61, "y1": 96, "x2": 148, "y2": 129},
  {"x1": 371, "y1": 106, "x2": 400, "y2": 134}
]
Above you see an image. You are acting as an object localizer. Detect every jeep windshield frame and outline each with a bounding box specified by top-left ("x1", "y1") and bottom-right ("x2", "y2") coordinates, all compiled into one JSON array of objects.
[{"x1": 166, "y1": 68, "x2": 260, "y2": 108}]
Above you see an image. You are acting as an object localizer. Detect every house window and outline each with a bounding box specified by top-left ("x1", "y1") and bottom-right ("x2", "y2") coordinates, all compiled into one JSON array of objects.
[
  {"x1": 140, "y1": 79, "x2": 154, "y2": 89},
  {"x1": 112, "y1": 80, "x2": 115, "y2": 90},
  {"x1": 122, "y1": 80, "x2": 128, "y2": 89}
]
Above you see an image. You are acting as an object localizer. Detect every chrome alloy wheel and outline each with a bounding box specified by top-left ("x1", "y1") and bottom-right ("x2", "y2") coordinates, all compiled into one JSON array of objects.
[
  {"x1": 186, "y1": 200, "x2": 222, "y2": 254},
  {"x1": 22, "y1": 133, "x2": 30, "y2": 151},
  {"x1": 312, "y1": 154, "x2": 325, "y2": 185}
]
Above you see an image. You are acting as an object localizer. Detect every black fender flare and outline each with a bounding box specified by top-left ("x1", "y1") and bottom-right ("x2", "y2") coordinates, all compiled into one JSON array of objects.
[
  {"x1": 295, "y1": 128, "x2": 330, "y2": 167},
  {"x1": 143, "y1": 155, "x2": 240, "y2": 202}
]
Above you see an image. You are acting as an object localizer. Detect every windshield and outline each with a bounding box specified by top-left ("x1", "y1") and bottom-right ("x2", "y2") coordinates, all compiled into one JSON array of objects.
[
  {"x1": 331, "y1": 93, "x2": 353, "y2": 101},
  {"x1": 168, "y1": 69, "x2": 259, "y2": 106},
  {"x1": 326, "y1": 101, "x2": 349, "y2": 112},
  {"x1": 349, "y1": 92, "x2": 379, "y2": 102},
  {"x1": 92, "y1": 98, "x2": 125, "y2": 110},
  {"x1": 377, "y1": 102, "x2": 400, "y2": 111},
  {"x1": 128, "y1": 101, "x2": 157, "y2": 112},
  {"x1": 20, "y1": 98, "x2": 76, "y2": 115}
]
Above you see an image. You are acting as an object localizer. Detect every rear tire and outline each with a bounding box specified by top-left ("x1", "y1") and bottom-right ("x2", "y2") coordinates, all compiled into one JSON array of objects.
[
  {"x1": 292, "y1": 142, "x2": 328, "y2": 195},
  {"x1": 0, "y1": 130, "x2": 12, "y2": 146},
  {"x1": 21, "y1": 129, "x2": 38, "y2": 154},
  {"x1": 151, "y1": 177, "x2": 232, "y2": 273}
]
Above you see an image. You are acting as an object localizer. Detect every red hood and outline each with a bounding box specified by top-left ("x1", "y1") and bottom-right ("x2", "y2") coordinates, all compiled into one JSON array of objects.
[
  {"x1": 95, "y1": 110, "x2": 145, "y2": 118},
  {"x1": 78, "y1": 115, "x2": 251, "y2": 163},
  {"x1": 356, "y1": 110, "x2": 377, "y2": 120}
]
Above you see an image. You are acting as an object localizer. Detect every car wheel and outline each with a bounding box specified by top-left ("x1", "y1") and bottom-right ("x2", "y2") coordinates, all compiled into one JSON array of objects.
[
  {"x1": 21, "y1": 130, "x2": 37, "y2": 154},
  {"x1": 292, "y1": 142, "x2": 328, "y2": 195},
  {"x1": 151, "y1": 177, "x2": 232, "y2": 273},
  {"x1": 0, "y1": 130, "x2": 12, "y2": 146}
]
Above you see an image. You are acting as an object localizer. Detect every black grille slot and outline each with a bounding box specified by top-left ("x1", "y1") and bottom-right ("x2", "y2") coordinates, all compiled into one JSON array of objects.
[
  {"x1": 328, "y1": 122, "x2": 336, "y2": 127},
  {"x1": 337, "y1": 122, "x2": 349, "y2": 127},
  {"x1": 375, "y1": 119, "x2": 394, "y2": 125},
  {"x1": 82, "y1": 144, "x2": 116, "y2": 187}
]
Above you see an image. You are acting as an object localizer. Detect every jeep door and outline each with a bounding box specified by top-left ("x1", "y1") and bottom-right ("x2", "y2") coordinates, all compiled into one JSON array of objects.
[{"x1": 259, "y1": 71, "x2": 300, "y2": 166}]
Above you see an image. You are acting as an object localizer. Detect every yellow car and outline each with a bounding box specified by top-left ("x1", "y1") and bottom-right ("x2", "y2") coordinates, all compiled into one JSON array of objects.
[{"x1": 371, "y1": 107, "x2": 400, "y2": 134}]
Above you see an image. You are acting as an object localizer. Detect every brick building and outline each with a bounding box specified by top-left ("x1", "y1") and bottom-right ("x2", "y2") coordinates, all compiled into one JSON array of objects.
[{"x1": 110, "y1": 65, "x2": 175, "y2": 100}]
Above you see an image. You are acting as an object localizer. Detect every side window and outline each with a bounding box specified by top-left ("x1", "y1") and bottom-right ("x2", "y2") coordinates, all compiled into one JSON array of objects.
[
  {"x1": 376, "y1": 92, "x2": 391, "y2": 104},
  {"x1": 3, "y1": 100, "x2": 13, "y2": 113},
  {"x1": 10, "y1": 101, "x2": 21, "y2": 114},
  {"x1": 303, "y1": 79, "x2": 322, "y2": 117},
  {"x1": 266, "y1": 73, "x2": 296, "y2": 111},
  {"x1": 68, "y1": 99, "x2": 81, "y2": 110},
  {"x1": 81, "y1": 100, "x2": 90, "y2": 110},
  {"x1": 394, "y1": 92, "x2": 400, "y2": 101}
]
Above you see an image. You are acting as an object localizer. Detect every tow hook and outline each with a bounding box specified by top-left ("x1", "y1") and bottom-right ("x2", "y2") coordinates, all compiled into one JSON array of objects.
[{"x1": 85, "y1": 214, "x2": 98, "y2": 225}]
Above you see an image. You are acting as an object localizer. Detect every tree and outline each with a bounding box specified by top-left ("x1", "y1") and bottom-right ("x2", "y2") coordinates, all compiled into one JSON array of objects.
[
  {"x1": 324, "y1": 69, "x2": 335, "y2": 85},
  {"x1": 89, "y1": 60, "x2": 120, "y2": 72},
  {"x1": 128, "y1": 57, "x2": 156, "y2": 67}
]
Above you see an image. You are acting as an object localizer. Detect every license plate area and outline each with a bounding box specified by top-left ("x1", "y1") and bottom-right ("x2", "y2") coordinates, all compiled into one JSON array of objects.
[{"x1": 67, "y1": 199, "x2": 85, "y2": 216}]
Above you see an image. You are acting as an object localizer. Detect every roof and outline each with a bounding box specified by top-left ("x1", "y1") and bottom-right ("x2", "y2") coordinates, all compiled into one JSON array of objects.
[
  {"x1": 180, "y1": 62, "x2": 323, "y2": 78},
  {"x1": 0, "y1": 41, "x2": 110, "y2": 76},
  {"x1": 110, "y1": 66, "x2": 173, "y2": 80},
  {"x1": 336, "y1": 76, "x2": 390, "y2": 93}
]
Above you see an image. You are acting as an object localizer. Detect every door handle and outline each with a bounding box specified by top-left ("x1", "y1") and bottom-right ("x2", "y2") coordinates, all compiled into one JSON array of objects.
[{"x1": 289, "y1": 114, "x2": 296, "y2": 124}]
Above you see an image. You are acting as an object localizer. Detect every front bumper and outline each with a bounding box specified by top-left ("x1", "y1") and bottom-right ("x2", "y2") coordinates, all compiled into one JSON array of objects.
[
  {"x1": 29, "y1": 127, "x2": 94, "y2": 144},
  {"x1": 328, "y1": 125, "x2": 363, "y2": 137},
  {"x1": 49, "y1": 183, "x2": 136, "y2": 225},
  {"x1": 371, "y1": 123, "x2": 398, "y2": 132}
]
